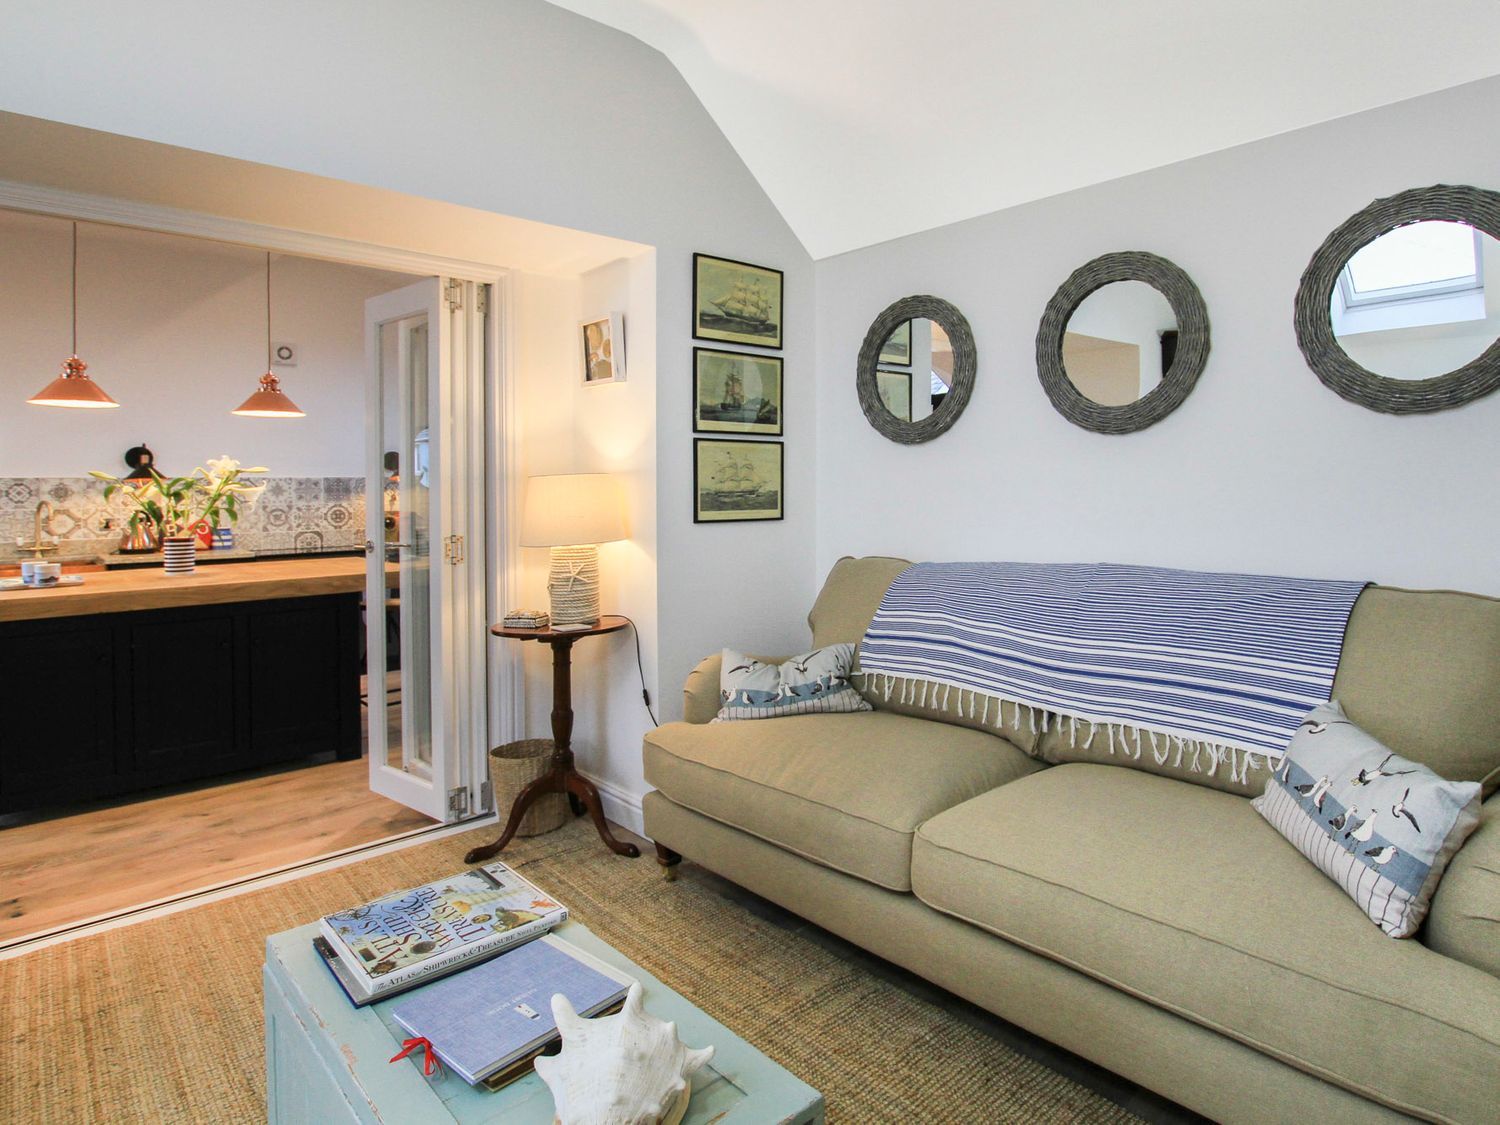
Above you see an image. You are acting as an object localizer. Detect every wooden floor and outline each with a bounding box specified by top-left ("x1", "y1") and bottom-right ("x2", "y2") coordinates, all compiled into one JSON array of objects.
[{"x1": 0, "y1": 757, "x2": 437, "y2": 945}]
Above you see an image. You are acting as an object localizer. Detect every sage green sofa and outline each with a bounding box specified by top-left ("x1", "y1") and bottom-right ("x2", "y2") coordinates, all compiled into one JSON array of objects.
[{"x1": 642, "y1": 557, "x2": 1500, "y2": 1124}]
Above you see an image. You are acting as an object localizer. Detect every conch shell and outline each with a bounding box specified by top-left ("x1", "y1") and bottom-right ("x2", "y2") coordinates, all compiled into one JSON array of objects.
[{"x1": 535, "y1": 981, "x2": 714, "y2": 1125}]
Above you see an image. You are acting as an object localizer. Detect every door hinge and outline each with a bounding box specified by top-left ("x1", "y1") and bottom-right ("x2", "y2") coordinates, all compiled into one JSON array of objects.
[
  {"x1": 476, "y1": 286, "x2": 489, "y2": 317},
  {"x1": 444, "y1": 534, "x2": 465, "y2": 565},
  {"x1": 444, "y1": 280, "x2": 463, "y2": 311},
  {"x1": 448, "y1": 786, "x2": 469, "y2": 816},
  {"x1": 479, "y1": 779, "x2": 493, "y2": 811}
]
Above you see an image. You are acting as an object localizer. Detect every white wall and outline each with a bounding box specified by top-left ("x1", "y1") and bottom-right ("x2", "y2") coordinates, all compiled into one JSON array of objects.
[
  {"x1": 0, "y1": 210, "x2": 412, "y2": 477},
  {"x1": 0, "y1": 0, "x2": 817, "y2": 829},
  {"x1": 815, "y1": 75, "x2": 1500, "y2": 598},
  {"x1": 512, "y1": 254, "x2": 661, "y2": 818}
]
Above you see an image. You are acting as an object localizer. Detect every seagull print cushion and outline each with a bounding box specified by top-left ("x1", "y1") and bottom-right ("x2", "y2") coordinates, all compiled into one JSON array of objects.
[
  {"x1": 1252, "y1": 700, "x2": 1482, "y2": 937},
  {"x1": 714, "y1": 644, "x2": 872, "y2": 722}
]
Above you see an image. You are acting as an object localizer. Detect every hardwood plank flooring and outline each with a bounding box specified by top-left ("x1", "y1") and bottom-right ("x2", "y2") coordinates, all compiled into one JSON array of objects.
[{"x1": 0, "y1": 757, "x2": 437, "y2": 944}]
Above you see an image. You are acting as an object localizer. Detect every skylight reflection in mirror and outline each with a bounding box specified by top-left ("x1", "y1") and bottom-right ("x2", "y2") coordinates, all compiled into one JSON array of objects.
[{"x1": 1341, "y1": 221, "x2": 1480, "y2": 305}]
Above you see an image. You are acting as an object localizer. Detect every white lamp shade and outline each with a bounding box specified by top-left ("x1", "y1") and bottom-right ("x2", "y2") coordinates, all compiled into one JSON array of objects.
[{"x1": 520, "y1": 474, "x2": 627, "y2": 547}]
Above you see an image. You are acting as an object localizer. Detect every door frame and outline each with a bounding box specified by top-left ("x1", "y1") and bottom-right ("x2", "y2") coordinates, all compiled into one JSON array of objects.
[{"x1": 0, "y1": 179, "x2": 524, "y2": 815}]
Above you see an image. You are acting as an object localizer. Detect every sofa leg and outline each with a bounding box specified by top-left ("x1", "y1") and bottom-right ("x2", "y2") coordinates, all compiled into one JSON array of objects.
[{"x1": 654, "y1": 842, "x2": 682, "y2": 881}]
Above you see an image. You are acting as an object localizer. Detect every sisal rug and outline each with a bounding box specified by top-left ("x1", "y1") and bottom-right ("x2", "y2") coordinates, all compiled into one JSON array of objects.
[{"x1": 0, "y1": 818, "x2": 1139, "y2": 1123}]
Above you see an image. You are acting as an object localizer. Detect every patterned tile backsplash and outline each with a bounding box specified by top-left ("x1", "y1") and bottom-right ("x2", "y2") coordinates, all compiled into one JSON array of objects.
[{"x1": 0, "y1": 477, "x2": 368, "y2": 560}]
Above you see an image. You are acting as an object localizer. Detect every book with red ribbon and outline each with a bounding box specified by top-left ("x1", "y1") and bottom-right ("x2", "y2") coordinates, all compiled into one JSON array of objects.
[
  {"x1": 389, "y1": 1036, "x2": 443, "y2": 1078},
  {"x1": 387, "y1": 933, "x2": 634, "y2": 1086}
]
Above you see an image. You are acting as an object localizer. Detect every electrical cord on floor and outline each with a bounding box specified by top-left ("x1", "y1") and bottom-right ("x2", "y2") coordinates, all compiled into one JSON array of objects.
[{"x1": 617, "y1": 616, "x2": 658, "y2": 726}]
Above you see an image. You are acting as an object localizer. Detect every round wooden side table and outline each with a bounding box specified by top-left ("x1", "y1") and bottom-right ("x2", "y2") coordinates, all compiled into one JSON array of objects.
[{"x1": 464, "y1": 615, "x2": 640, "y2": 862}]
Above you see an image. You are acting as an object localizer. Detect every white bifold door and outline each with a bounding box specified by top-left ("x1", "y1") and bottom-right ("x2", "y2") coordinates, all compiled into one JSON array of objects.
[{"x1": 364, "y1": 278, "x2": 490, "y2": 822}]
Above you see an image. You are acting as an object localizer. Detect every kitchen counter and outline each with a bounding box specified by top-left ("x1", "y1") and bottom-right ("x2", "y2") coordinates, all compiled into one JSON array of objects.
[
  {"x1": 0, "y1": 556, "x2": 367, "y2": 622},
  {"x1": 0, "y1": 557, "x2": 369, "y2": 813}
]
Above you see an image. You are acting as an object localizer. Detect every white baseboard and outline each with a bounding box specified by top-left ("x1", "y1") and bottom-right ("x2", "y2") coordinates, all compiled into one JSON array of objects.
[{"x1": 579, "y1": 770, "x2": 646, "y2": 838}]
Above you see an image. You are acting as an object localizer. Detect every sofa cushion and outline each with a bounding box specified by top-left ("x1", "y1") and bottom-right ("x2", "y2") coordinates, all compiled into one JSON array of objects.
[
  {"x1": 1426, "y1": 794, "x2": 1500, "y2": 979},
  {"x1": 912, "y1": 764, "x2": 1500, "y2": 1122},
  {"x1": 643, "y1": 712, "x2": 1038, "y2": 892},
  {"x1": 806, "y1": 555, "x2": 912, "y2": 649},
  {"x1": 1034, "y1": 717, "x2": 1272, "y2": 798},
  {"x1": 1334, "y1": 584, "x2": 1500, "y2": 797}
]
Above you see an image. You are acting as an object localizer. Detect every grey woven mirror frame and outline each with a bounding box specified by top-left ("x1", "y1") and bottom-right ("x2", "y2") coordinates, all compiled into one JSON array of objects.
[
  {"x1": 857, "y1": 295, "x2": 976, "y2": 444},
  {"x1": 1036, "y1": 251, "x2": 1210, "y2": 435},
  {"x1": 1293, "y1": 184, "x2": 1500, "y2": 415}
]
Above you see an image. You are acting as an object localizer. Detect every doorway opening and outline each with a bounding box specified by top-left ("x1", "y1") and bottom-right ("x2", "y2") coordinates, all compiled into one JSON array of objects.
[
  {"x1": 0, "y1": 214, "x2": 494, "y2": 950},
  {"x1": 0, "y1": 111, "x2": 652, "y2": 953}
]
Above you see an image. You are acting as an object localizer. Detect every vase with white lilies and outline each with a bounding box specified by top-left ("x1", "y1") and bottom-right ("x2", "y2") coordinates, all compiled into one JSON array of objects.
[{"x1": 90, "y1": 456, "x2": 267, "y2": 575}]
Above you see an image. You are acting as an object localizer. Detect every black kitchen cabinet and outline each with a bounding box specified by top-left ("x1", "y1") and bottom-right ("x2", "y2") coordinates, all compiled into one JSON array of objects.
[{"x1": 0, "y1": 593, "x2": 360, "y2": 813}]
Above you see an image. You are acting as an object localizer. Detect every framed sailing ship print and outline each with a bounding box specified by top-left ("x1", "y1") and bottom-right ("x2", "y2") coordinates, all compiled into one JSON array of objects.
[
  {"x1": 693, "y1": 253, "x2": 784, "y2": 349},
  {"x1": 878, "y1": 319, "x2": 911, "y2": 365},
  {"x1": 876, "y1": 368, "x2": 913, "y2": 421},
  {"x1": 694, "y1": 438, "x2": 784, "y2": 523},
  {"x1": 693, "y1": 348, "x2": 783, "y2": 435}
]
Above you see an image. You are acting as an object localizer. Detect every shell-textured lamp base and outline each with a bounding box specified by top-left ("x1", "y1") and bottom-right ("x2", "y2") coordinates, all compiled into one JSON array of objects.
[{"x1": 548, "y1": 544, "x2": 601, "y2": 626}]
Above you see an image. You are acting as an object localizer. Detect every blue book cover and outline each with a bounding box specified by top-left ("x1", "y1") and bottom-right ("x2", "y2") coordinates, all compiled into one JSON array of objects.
[{"x1": 389, "y1": 935, "x2": 633, "y2": 1084}]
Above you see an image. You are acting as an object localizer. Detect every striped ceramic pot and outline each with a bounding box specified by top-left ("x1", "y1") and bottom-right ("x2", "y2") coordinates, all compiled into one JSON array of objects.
[{"x1": 162, "y1": 536, "x2": 198, "y2": 576}]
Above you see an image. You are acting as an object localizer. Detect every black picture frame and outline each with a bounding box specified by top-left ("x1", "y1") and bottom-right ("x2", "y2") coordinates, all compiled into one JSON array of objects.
[
  {"x1": 693, "y1": 438, "x2": 785, "y2": 524},
  {"x1": 693, "y1": 253, "x2": 784, "y2": 350},
  {"x1": 692, "y1": 347, "x2": 784, "y2": 435}
]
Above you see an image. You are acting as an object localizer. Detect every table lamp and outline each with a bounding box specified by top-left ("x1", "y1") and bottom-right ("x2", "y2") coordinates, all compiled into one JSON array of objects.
[{"x1": 520, "y1": 473, "x2": 626, "y2": 628}]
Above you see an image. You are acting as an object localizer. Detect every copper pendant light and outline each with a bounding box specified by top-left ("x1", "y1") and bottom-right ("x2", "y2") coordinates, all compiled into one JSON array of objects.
[
  {"x1": 232, "y1": 251, "x2": 305, "y2": 417},
  {"x1": 28, "y1": 222, "x2": 120, "y2": 409}
]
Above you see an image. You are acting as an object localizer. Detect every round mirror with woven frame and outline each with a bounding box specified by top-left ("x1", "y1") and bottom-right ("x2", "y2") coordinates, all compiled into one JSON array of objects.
[
  {"x1": 1294, "y1": 184, "x2": 1500, "y2": 414},
  {"x1": 1036, "y1": 251, "x2": 1211, "y2": 434},
  {"x1": 856, "y1": 295, "x2": 976, "y2": 444}
]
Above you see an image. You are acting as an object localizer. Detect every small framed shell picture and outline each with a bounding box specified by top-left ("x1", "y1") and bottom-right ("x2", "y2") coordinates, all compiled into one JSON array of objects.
[{"x1": 581, "y1": 313, "x2": 625, "y2": 385}]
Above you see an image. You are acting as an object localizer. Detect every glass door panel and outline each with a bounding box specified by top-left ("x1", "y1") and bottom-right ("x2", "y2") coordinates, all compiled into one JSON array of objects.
[
  {"x1": 380, "y1": 315, "x2": 434, "y2": 776},
  {"x1": 365, "y1": 280, "x2": 452, "y2": 819}
]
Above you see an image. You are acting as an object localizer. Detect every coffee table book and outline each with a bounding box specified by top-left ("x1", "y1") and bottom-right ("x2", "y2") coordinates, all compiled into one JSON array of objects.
[
  {"x1": 390, "y1": 933, "x2": 633, "y2": 1086},
  {"x1": 317, "y1": 862, "x2": 566, "y2": 1005}
]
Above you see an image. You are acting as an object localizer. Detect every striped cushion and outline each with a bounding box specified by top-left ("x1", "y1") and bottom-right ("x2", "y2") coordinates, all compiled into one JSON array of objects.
[
  {"x1": 1252, "y1": 701, "x2": 1482, "y2": 937},
  {"x1": 714, "y1": 645, "x2": 872, "y2": 722}
]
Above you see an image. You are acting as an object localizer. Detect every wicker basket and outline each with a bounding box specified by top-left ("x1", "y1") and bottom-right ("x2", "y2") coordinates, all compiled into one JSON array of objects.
[{"x1": 487, "y1": 739, "x2": 568, "y2": 837}]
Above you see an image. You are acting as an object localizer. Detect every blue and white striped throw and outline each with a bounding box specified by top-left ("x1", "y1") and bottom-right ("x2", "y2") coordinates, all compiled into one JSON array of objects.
[{"x1": 859, "y1": 562, "x2": 1367, "y2": 765}]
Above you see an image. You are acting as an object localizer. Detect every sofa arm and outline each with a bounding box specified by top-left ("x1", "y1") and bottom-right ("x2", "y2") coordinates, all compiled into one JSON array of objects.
[
  {"x1": 1425, "y1": 793, "x2": 1500, "y2": 978},
  {"x1": 682, "y1": 652, "x2": 724, "y2": 724},
  {"x1": 681, "y1": 651, "x2": 791, "y2": 724}
]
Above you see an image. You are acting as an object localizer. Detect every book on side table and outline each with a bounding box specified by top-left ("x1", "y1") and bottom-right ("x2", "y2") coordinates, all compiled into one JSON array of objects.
[
  {"x1": 314, "y1": 862, "x2": 567, "y2": 1005},
  {"x1": 391, "y1": 933, "x2": 635, "y2": 1086}
]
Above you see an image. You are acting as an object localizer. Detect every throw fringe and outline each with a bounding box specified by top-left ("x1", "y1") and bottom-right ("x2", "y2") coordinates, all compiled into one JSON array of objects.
[{"x1": 855, "y1": 673, "x2": 1275, "y2": 785}]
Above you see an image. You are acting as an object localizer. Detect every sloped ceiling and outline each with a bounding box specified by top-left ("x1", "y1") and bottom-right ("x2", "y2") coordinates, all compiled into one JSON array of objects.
[{"x1": 546, "y1": 0, "x2": 1500, "y2": 259}]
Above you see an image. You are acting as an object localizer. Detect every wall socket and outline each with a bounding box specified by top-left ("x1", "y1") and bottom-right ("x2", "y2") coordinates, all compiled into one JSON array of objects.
[{"x1": 272, "y1": 342, "x2": 298, "y2": 366}]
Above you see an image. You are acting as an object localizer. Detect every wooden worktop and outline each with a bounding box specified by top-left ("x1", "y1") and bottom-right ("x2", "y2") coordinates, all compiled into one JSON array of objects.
[{"x1": 0, "y1": 556, "x2": 368, "y2": 623}]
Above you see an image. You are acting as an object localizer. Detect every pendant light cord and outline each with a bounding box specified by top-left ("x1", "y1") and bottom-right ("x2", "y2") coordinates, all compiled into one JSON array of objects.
[
  {"x1": 265, "y1": 251, "x2": 272, "y2": 371},
  {"x1": 71, "y1": 221, "x2": 78, "y2": 356}
]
